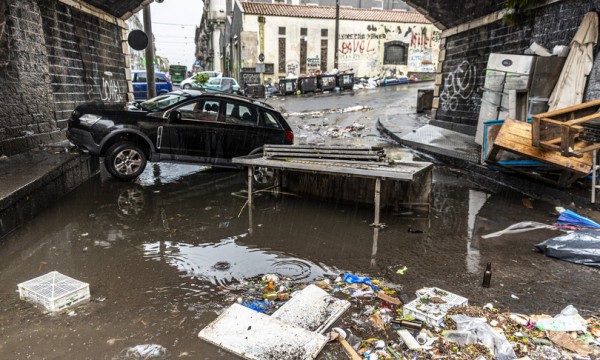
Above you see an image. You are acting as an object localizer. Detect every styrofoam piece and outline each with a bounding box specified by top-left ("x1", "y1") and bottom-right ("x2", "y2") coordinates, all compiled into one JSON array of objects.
[
  {"x1": 272, "y1": 284, "x2": 351, "y2": 334},
  {"x1": 198, "y1": 303, "x2": 328, "y2": 360},
  {"x1": 17, "y1": 271, "x2": 90, "y2": 312},
  {"x1": 397, "y1": 329, "x2": 422, "y2": 350},
  {"x1": 403, "y1": 287, "x2": 468, "y2": 325}
]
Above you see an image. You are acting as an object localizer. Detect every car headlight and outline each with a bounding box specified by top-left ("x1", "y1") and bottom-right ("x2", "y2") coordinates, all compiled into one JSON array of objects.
[{"x1": 79, "y1": 114, "x2": 102, "y2": 126}]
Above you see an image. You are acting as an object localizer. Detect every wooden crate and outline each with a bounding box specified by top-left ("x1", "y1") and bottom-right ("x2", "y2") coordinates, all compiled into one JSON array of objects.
[{"x1": 531, "y1": 100, "x2": 600, "y2": 158}]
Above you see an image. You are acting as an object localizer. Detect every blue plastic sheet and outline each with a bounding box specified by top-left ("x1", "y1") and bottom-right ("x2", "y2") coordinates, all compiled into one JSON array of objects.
[
  {"x1": 343, "y1": 273, "x2": 378, "y2": 290},
  {"x1": 535, "y1": 229, "x2": 600, "y2": 268},
  {"x1": 557, "y1": 209, "x2": 600, "y2": 228}
]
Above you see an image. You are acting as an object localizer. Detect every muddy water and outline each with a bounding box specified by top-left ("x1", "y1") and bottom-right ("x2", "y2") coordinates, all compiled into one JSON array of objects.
[{"x1": 1, "y1": 162, "x2": 599, "y2": 359}]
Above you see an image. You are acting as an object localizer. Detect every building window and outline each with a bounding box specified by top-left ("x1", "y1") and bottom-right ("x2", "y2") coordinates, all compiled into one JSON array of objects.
[
  {"x1": 321, "y1": 29, "x2": 328, "y2": 37},
  {"x1": 383, "y1": 41, "x2": 408, "y2": 65},
  {"x1": 279, "y1": 27, "x2": 286, "y2": 35},
  {"x1": 300, "y1": 28, "x2": 307, "y2": 36},
  {"x1": 278, "y1": 38, "x2": 286, "y2": 73}
]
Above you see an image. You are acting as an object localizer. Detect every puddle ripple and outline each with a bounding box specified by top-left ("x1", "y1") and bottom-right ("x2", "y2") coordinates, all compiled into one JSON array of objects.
[{"x1": 143, "y1": 235, "x2": 336, "y2": 285}]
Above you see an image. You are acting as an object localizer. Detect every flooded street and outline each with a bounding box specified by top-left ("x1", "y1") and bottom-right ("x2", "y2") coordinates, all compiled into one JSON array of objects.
[{"x1": 1, "y1": 87, "x2": 599, "y2": 359}]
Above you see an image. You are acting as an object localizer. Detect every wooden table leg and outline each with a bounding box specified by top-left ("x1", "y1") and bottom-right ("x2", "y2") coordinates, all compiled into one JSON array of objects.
[
  {"x1": 248, "y1": 166, "x2": 254, "y2": 235},
  {"x1": 373, "y1": 177, "x2": 381, "y2": 227}
]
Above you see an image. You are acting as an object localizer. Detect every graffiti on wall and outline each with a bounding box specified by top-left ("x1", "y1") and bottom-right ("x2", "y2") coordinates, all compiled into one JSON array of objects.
[
  {"x1": 439, "y1": 60, "x2": 477, "y2": 111},
  {"x1": 0, "y1": 0, "x2": 8, "y2": 66},
  {"x1": 286, "y1": 60, "x2": 299, "y2": 76},
  {"x1": 100, "y1": 72, "x2": 121, "y2": 102}
]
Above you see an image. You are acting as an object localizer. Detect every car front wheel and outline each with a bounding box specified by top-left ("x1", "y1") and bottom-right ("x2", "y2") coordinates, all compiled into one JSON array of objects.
[
  {"x1": 183, "y1": 83, "x2": 191, "y2": 89},
  {"x1": 104, "y1": 142, "x2": 147, "y2": 181}
]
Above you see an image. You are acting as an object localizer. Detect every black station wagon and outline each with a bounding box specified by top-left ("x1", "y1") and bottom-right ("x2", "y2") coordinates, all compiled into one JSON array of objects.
[{"x1": 67, "y1": 90, "x2": 294, "y2": 180}]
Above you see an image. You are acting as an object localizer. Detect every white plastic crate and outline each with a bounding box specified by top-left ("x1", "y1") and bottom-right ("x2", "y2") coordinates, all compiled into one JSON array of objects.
[
  {"x1": 403, "y1": 287, "x2": 468, "y2": 325},
  {"x1": 17, "y1": 271, "x2": 90, "y2": 312}
]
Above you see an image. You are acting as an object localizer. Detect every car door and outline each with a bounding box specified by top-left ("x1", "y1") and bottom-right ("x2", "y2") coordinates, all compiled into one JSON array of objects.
[
  {"x1": 133, "y1": 72, "x2": 147, "y2": 100},
  {"x1": 155, "y1": 74, "x2": 169, "y2": 94},
  {"x1": 221, "y1": 100, "x2": 261, "y2": 158},
  {"x1": 159, "y1": 98, "x2": 222, "y2": 161},
  {"x1": 205, "y1": 78, "x2": 221, "y2": 92}
]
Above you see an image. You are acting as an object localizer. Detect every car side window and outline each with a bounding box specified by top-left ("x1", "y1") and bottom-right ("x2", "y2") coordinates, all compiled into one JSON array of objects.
[
  {"x1": 225, "y1": 102, "x2": 257, "y2": 126},
  {"x1": 208, "y1": 78, "x2": 220, "y2": 85},
  {"x1": 136, "y1": 73, "x2": 146, "y2": 82},
  {"x1": 262, "y1": 111, "x2": 282, "y2": 129},
  {"x1": 178, "y1": 100, "x2": 220, "y2": 122},
  {"x1": 156, "y1": 75, "x2": 166, "y2": 83}
]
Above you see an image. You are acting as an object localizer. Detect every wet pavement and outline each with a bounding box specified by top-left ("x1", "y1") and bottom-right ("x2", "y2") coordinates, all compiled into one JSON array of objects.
[{"x1": 1, "y1": 86, "x2": 600, "y2": 359}]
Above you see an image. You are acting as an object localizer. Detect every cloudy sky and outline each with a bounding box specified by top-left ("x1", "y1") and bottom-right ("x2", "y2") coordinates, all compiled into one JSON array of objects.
[{"x1": 146, "y1": 0, "x2": 204, "y2": 69}]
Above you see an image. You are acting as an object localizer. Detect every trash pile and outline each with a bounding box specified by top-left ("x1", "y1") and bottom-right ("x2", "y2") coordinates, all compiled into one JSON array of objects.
[
  {"x1": 205, "y1": 273, "x2": 600, "y2": 359},
  {"x1": 323, "y1": 122, "x2": 367, "y2": 139}
]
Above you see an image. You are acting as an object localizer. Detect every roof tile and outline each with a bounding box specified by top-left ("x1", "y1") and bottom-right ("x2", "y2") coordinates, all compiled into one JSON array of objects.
[{"x1": 241, "y1": 2, "x2": 430, "y2": 24}]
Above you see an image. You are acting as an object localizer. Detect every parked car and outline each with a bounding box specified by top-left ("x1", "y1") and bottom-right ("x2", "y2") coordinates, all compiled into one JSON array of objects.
[
  {"x1": 132, "y1": 70, "x2": 173, "y2": 100},
  {"x1": 203, "y1": 77, "x2": 240, "y2": 94},
  {"x1": 67, "y1": 90, "x2": 294, "y2": 181},
  {"x1": 180, "y1": 71, "x2": 223, "y2": 89}
]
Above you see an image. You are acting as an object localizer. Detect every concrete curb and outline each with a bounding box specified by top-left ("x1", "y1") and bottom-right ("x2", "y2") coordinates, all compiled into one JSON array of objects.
[{"x1": 0, "y1": 151, "x2": 99, "y2": 240}]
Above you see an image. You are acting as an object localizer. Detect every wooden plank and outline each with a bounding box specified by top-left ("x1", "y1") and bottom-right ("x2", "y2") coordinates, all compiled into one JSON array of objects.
[
  {"x1": 233, "y1": 157, "x2": 431, "y2": 181},
  {"x1": 265, "y1": 145, "x2": 383, "y2": 151},
  {"x1": 264, "y1": 148, "x2": 383, "y2": 155},
  {"x1": 266, "y1": 153, "x2": 382, "y2": 161},
  {"x1": 566, "y1": 112, "x2": 600, "y2": 126},
  {"x1": 535, "y1": 99, "x2": 600, "y2": 119},
  {"x1": 494, "y1": 120, "x2": 592, "y2": 174}
]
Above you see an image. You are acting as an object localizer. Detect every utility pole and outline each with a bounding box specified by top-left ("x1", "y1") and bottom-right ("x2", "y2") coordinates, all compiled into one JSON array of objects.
[
  {"x1": 334, "y1": 0, "x2": 339, "y2": 69},
  {"x1": 143, "y1": 4, "x2": 156, "y2": 99}
]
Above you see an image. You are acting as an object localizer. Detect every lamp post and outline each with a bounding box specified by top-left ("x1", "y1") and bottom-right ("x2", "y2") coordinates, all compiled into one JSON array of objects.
[
  {"x1": 334, "y1": 0, "x2": 339, "y2": 69},
  {"x1": 143, "y1": 4, "x2": 156, "y2": 99}
]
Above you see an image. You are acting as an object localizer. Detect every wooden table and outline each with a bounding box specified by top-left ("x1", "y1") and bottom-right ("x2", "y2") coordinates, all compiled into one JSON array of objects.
[{"x1": 489, "y1": 119, "x2": 592, "y2": 187}]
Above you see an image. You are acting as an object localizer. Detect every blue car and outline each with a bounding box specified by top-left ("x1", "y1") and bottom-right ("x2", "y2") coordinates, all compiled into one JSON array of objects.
[{"x1": 132, "y1": 71, "x2": 173, "y2": 100}]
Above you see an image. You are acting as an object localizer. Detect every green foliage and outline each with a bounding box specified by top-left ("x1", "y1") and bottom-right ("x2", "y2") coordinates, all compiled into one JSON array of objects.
[
  {"x1": 193, "y1": 73, "x2": 210, "y2": 87},
  {"x1": 503, "y1": 0, "x2": 538, "y2": 24}
]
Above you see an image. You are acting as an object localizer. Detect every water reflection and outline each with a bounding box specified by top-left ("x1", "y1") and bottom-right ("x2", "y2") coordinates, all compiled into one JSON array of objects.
[{"x1": 143, "y1": 234, "x2": 336, "y2": 286}]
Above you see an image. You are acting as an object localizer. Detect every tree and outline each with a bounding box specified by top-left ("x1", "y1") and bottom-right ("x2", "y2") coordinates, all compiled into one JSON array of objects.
[{"x1": 193, "y1": 73, "x2": 210, "y2": 88}]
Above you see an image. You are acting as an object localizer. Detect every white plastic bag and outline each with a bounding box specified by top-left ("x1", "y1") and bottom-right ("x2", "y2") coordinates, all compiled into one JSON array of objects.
[
  {"x1": 450, "y1": 315, "x2": 517, "y2": 360},
  {"x1": 482, "y1": 221, "x2": 554, "y2": 239}
]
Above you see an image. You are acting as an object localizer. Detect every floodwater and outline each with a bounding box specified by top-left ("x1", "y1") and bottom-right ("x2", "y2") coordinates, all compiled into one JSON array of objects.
[{"x1": 1, "y1": 86, "x2": 599, "y2": 359}]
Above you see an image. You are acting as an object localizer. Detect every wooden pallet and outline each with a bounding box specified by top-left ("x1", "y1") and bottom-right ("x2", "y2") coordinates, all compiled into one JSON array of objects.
[
  {"x1": 531, "y1": 100, "x2": 600, "y2": 157},
  {"x1": 489, "y1": 119, "x2": 592, "y2": 187},
  {"x1": 263, "y1": 145, "x2": 386, "y2": 162}
]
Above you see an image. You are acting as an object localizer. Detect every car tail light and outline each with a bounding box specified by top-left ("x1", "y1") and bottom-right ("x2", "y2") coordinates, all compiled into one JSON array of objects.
[{"x1": 284, "y1": 130, "x2": 294, "y2": 144}]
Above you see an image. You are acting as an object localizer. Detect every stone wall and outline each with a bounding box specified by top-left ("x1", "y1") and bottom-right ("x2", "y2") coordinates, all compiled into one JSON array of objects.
[
  {"x1": 434, "y1": 0, "x2": 600, "y2": 135},
  {"x1": 0, "y1": 0, "x2": 128, "y2": 157}
]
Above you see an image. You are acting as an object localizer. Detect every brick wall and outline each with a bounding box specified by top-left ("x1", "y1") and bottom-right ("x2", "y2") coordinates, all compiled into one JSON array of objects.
[
  {"x1": 0, "y1": 0, "x2": 128, "y2": 156},
  {"x1": 434, "y1": 0, "x2": 600, "y2": 135}
]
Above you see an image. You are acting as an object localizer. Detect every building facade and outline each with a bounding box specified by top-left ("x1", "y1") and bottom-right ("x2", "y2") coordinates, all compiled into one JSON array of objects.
[{"x1": 227, "y1": 2, "x2": 439, "y2": 83}]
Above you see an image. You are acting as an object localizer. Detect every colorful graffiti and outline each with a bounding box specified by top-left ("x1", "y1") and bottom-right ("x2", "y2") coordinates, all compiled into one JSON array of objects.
[{"x1": 439, "y1": 61, "x2": 478, "y2": 111}]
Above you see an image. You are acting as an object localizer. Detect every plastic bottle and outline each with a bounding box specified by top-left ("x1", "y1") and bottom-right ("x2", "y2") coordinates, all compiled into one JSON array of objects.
[{"x1": 482, "y1": 263, "x2": 492, "y2": 288}]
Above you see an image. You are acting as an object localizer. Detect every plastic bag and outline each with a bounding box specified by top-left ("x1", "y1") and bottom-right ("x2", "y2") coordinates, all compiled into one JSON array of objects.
[
  {"x1": 450, "y1": 315, "x2": 517, "y2": 360},
  {"x1": 482, "y1": 221, "x2": 554, "y2": 239},
  {"x1": 123, "y1": 344, "x2": 169, "y2": 359},
  {"x1": 535, "y1": 315, "x2": 586, "y2": 332},
  {"x1": 343, "y1": 273, "x2": 378, "y2": 290},
  {"x1": 535, "y1": 229, "x2": 600, "y2": 267}
]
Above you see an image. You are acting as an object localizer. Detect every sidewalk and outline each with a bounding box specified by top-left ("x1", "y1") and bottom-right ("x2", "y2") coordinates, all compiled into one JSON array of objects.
[
  {"x1": 0, "y1": 141, "x2": 98, "y2": 239},
  {"x1": 377, "y1": 114, "x2": 597, "y2": 208}
]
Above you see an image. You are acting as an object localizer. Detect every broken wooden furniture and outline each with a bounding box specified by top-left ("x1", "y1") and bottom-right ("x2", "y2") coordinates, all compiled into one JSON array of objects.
[
  {"x1": 233, "y1": 145, "x2": 432, "y2": 228},
  {"x1": 487, "y1": 119, "x2": 593, "y2": 188},
  {"x1": 531, "y1": 99, "x2": 600, "y2": 157}
]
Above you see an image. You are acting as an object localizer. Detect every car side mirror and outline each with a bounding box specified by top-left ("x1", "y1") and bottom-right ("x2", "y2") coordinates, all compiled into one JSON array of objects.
[{"x1": 168, "y1": 110, "x2": 181, "y2": 123}]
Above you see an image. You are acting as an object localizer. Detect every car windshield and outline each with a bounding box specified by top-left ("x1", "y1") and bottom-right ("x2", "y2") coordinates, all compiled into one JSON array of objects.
[{"x1": 140, "y1": 93, "x2": 189, "y2": 112}]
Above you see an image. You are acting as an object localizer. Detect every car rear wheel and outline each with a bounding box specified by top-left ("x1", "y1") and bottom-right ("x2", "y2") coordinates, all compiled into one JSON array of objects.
[
  {"x1": 247, "y1": 147, "x2": 278, "y2": 188},
  {"x1": 183, "y1": 83, "x2": 191, "y2": 89},
  {"x1": 104, "y1": 142, "x2": 147, "y2": 181}
]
